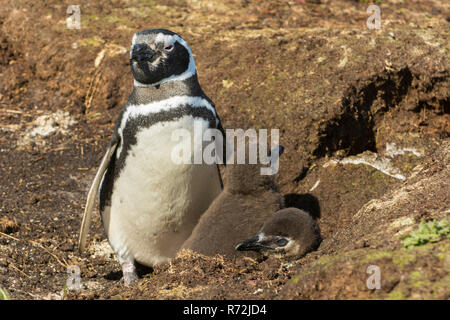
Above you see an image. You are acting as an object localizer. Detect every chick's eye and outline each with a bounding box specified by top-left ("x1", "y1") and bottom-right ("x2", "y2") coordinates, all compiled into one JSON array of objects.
[
  {"x1": 164, "y1": 44, "x2": 174, "y2": 51},
  {"x1": 276, "y1": 238, "x2": 288, "y2": 247}
]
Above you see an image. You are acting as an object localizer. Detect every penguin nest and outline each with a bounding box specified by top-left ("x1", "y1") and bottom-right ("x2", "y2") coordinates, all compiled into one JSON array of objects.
[{"x1": 108, "y1": 250, "x2": 292, "y2": 300}]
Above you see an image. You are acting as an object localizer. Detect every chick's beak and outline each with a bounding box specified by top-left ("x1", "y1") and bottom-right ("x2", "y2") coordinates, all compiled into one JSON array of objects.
[{"x1": 236, "y1": 235, "x2": 273, "y2": 252}]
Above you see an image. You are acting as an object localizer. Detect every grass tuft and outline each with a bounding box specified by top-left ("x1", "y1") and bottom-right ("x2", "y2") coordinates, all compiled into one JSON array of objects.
[
  {"x1": 400, "y1": 219, "x2": 450, "y2": 248},
  {"x1": 0, "y1": 288, "x2": 10, "y2": 300}
]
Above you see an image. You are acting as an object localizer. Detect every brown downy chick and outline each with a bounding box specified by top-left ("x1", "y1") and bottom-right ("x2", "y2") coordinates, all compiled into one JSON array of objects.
[{"x1": 181, "y1": 144, "x2": 284, "y2": 259}]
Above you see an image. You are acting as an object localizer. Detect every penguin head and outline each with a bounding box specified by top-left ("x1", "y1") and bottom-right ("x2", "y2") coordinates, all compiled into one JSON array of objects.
[
  {"x1": 235, "y1": 208, "x2": 321, "y2": 259},
  {"x1": 130, "y1": 29, "x2": 196, "y2": 87},
  {"x1": 226, "y1": 144, "x2": 284, "y2": 194}
]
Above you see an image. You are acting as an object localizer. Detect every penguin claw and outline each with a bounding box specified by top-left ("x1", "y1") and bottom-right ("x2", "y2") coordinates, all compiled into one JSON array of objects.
[{"x1": 122, "y1": 262, "x2": 139, "y2": 286}]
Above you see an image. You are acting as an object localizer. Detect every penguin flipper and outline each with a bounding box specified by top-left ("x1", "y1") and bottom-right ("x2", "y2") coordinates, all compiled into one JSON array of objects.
[{"x1": 78, "y1": 141, "x2": 118, "y2": 253}]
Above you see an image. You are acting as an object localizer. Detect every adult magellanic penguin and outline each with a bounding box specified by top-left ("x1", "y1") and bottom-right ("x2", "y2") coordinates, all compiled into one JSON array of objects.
[{"x1": 78, "y1": 29, "x2": 225, "y2": 284}]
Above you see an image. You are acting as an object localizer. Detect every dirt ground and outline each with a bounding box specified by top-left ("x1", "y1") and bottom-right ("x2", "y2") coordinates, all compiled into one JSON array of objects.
[{"x1": 0, "y1": 0, "x2": 449, "y2": 299}]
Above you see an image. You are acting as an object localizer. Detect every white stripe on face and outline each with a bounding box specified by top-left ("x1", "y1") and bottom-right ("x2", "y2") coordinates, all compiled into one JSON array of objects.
[
  {"x1": 131, "y1": 32, "x2": 197, "y2": 87},
  {"x1": 130, "y1": 33, "x2": 138, "y2": 58},
  {"x1": 154, "y1": 33, "x2": 178, "y2": 46}
]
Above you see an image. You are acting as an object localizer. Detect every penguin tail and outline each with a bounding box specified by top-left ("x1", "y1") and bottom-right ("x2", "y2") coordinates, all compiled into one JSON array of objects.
[{"x1": 78, "y1": 142, "x2": 118, "y2": 252}]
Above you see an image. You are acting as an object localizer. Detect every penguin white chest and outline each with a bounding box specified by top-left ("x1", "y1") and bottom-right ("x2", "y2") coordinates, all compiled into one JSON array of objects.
[{"x1": 103, "y1": 115, "x2": 222, "y2": 266}]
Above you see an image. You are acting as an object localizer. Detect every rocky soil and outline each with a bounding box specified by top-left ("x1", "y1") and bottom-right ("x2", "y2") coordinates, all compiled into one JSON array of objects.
[{"x1": 0, "y1": 0, "x2": 448, "y2": 299}]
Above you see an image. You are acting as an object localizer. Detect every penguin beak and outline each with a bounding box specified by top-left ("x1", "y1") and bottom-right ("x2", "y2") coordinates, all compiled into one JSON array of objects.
[
  {"x1": 131, "y1": 43, "x2": 156, "y2": 62},
  {"x1": 235, "y1": 234, "x2": 275, "y2": 252}
]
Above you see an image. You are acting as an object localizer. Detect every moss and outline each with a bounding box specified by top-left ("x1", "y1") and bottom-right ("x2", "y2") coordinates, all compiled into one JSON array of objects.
[
  {"x1": 312, "y1": 254, "x2": 343, "y2": 271},
  {"x1": 400, "y1": 219, "x2": 450, "y2": 248},
  {"x1": 82, "y1": 12, "x2": 137, "y2": 30},
  {"x1": 372, "y1": 170, "x2": 387, "y2": 182},
  {"x1": 392, "y1": 250, "x2": 417, "y2": 268},
  {"x1": 103, "y1": 15, "x2": 128, "y2": 25},
  {"x1": 391, "y1": 153, "x2": 421, "y2": 174},
  {"x1": 385, "y1": 287, "x2": 405, "y2": 300},
  {"x1": 359, "y1": 247, "x2": 416, "y2": 268},
  {"x1": 363, "y1": 250, "x2": 392, "y2": 262},
  {"x1": 437, "y1": 242, "x2": 450, "y2": 260},
  {"x1": 408, "y1": 271, "x2": 428, "y2": 289},
  {"x1": 79, "y1": 36, "x2": 105, "y2": 48},
  {"x1": 291, "y1": 240, "x2": 449, "y2": 299}
]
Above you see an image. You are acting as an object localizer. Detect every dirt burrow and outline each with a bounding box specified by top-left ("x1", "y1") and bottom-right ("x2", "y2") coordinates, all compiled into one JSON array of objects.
[{"x1": 0, "y1": 0, "x2": 449, "y2": 299}]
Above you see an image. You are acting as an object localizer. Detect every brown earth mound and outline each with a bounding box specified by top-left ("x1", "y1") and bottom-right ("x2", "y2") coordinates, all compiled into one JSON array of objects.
[{"x1": 0, "y1": 0, "x2": 448, "y2": 299}]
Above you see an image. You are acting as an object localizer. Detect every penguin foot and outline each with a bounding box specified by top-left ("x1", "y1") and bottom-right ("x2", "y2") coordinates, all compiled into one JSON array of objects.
[{"x1": 122, "y1": 262, "x2": 139, "y2": 286}]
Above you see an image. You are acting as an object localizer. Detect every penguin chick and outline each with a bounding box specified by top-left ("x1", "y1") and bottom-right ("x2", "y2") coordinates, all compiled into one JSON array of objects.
[
  {"x1": 235, "y1": 208, "x2": 321, "y2": 259},
  {"x1": 181, "y1": 145, "x2": 285, "y2": 259}
]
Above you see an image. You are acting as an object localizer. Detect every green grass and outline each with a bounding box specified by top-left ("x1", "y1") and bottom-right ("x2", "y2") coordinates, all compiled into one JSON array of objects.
[
  {"x1": 61, "y1": 284, "x2": 68, "y2": 300},
  {"x1": 400, "y1": 219, "x2": 450, "y2": 249},
  {"x1": 0, "y1": 288, "x2": 10, "y2": 300}
]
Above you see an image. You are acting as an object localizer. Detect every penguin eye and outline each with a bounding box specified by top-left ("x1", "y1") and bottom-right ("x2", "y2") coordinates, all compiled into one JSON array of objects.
[
  {"x1": 164, "y1": 44, "x2": 174, "y2": 52},
  {"x1": 276, "y1": 238, "x2": 288, "y2": 247}
]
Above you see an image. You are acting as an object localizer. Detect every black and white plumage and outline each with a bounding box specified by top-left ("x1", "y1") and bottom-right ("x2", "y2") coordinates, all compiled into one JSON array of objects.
[
  {"x1": 235, "y1": 208, "x2": 322, "y2": 259},
  {"x1": 78, "y1": 29, "x2": 225, "y2": 284}
]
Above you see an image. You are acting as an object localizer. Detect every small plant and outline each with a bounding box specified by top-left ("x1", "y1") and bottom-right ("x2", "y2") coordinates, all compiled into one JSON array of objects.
[
  {"x1": 400, "y1": 219, "x2": 450, "y2": 248},
  {"x1": 61, "y1": 284, "x2": 68, "y2": 300},
  {"x1": 0, "y1": 288, "x2": 10, "y2": 300}
]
